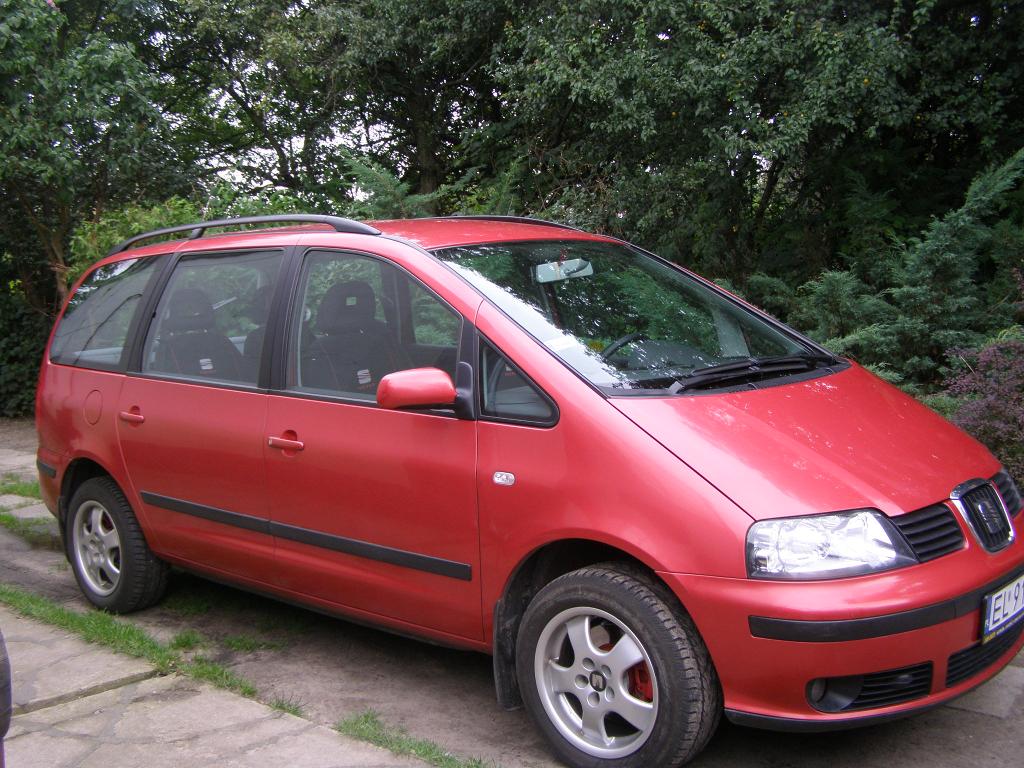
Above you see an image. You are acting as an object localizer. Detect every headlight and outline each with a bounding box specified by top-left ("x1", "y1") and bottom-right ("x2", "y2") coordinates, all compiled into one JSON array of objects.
[{"x1": 746, "y1": 510, "x2": 916, "y2": 580}]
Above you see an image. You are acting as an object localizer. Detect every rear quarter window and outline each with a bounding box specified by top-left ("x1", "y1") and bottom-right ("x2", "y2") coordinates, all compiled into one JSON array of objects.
[{"x1": 49, "y1": 256, "x2": 163, "y2": 370}]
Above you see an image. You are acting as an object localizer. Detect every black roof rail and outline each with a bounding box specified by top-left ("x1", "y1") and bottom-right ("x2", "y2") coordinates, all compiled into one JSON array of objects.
[
  {"x1": 108, "y1": 214, "x2": 380, "y2": 255},
  {"x1": 443, "y1": 214, "x2": 584, "y2": 232}
]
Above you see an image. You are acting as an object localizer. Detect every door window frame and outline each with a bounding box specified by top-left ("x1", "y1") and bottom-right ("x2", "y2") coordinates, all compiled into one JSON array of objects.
[
  {"x1": 271, "y1": 247, "x2": 474, "y2": 418},
  {"x1": 126, "y1": 246, "x2": 292, "y2": 393}
]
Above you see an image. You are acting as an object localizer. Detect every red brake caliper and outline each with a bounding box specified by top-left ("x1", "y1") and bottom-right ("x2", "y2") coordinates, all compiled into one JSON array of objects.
[
  {"x1": 627, "y1": 663, "x2": 654, "y2": 702},
  {"x1": 601, "y1": 642, "x2": 654, "y2": 702}
]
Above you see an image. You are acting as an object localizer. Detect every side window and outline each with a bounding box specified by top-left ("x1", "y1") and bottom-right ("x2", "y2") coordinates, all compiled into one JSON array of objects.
[
  {"x1": 291, "y1": 250, "x2": 461, "y2": 400},
  {"x1": 480, "y1": 342, "x2": 556, "y2": 425},
  {"x1": 50, "y1": 255, "x2": 162, "y2": 370},
  {"x1": 142, "y1": 249, "x2": 282, "y2": 385},
  {"x1": 406, "y1": 280, "x2": 461, "y2": 378}
]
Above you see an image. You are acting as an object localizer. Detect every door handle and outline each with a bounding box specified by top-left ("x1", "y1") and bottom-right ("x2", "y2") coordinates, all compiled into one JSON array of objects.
[
  {"x1": 268, "y1": 435, "x2": 304, "y2": 451},
  {"x1": 118, "y1": 410, "x2": 145, "y2": 424}
]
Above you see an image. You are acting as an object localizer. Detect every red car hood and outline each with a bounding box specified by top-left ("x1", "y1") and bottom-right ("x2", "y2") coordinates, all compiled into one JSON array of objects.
[{"x1": 612, "y1": 364, "x2": 998, "y2": 521}]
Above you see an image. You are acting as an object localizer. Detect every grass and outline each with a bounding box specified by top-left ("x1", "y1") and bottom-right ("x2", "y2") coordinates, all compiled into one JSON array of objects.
[
  {"x1": 183, "y1": 655, "x2": 258, "y2": 698},
  {"x1": 0, "y1": 512, "x2": 60, "y2": 549},
  {"x1": 0, "y1": 583, "x2": 257, "y2": 699},
  {"x1": 0, "y1": 475, "x2": 41, "y2": 499},
  {"x1": 169, "y1": 629, "x2": 204, "y2": 650},
  {"x1": 270, "y1": 696, "x2": 305, "y2": 717},
  {"x1": 336, "y1": 710, "x2": 494, "y2": 768},
  {"x1": 0, "y1": 582, "x2": 176, "y2": 672},
  {"x1": 224, "y1": 633, "x2": 283, "y2": 653}
]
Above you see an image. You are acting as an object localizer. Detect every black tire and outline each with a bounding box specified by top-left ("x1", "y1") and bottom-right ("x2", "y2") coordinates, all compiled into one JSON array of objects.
[
  {"x1": 516, "y1": 563, "x2": 721, "y2": 768},
  {"x1": 67, "y1": 476, "x2": 168, "y2": 613}
]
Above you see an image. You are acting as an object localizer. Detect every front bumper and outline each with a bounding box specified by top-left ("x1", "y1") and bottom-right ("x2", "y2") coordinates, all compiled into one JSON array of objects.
[{"x1": 659, "y1": 533, "x2": 1024, "y2": 728}]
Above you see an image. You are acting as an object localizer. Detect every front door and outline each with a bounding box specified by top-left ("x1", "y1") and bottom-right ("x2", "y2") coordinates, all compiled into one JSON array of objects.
[{"x1": 264, "y1": 248, "x2": 481, "y2": 641}]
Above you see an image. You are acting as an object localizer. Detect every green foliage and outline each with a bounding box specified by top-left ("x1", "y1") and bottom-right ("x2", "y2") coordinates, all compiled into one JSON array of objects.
[
  {"x1": 0, "y1": 285, "x2": 50, "y2": 416},
  {"x1": 184, "y1": 655, "x2": 258, "y2": 697},
  {"x1": 0, "y1": 0, "x2": 190, "y2": 310},
  {"x1": 169, "y1": 629, "x2": 205, "y2": 651},
  {"x1": 787, "y1": 149, "x2": 1024, "y2": 385}
]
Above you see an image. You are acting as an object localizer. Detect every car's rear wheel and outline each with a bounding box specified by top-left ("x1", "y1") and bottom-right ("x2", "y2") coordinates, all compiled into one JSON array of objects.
[
  {"x1": 68, "y1": 477, "x2": 168, "y2": 613},
  {"x1": 516, "y1": 563, "x2": 721, "y2": 768}
]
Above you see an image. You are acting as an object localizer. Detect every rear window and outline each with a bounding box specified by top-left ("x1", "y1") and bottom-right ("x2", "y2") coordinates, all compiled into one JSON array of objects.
[{"x1": 50, "y1": 256, "x2": 163, "y2": 370}]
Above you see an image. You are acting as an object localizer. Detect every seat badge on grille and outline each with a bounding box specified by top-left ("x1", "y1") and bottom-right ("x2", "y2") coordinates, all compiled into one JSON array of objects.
[
  {"x1": 950, "y1": 478, "x2": 1014, "y2": 553},
  {"x1": 975, "y1": 498, "x2": 1005, "y2": 535}
]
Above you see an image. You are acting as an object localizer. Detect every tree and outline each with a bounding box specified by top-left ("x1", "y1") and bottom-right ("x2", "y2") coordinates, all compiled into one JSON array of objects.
[{"x1": 0, "y1": 0, "x2": 191, "y2": 311}]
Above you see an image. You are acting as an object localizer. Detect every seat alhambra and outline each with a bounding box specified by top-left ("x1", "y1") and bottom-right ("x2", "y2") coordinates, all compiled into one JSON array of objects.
[{"x1": 36, "y1": 214, "x2": 1024, "y2": 767}]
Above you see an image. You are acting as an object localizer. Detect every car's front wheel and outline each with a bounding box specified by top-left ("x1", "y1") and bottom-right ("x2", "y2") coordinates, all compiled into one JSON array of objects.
[
  {"x1": 67, "y1": 477, "x2": 168, "y2": 613},
  {"x1": 516, "y1": 563, "x2": 721, "y2": 768}
]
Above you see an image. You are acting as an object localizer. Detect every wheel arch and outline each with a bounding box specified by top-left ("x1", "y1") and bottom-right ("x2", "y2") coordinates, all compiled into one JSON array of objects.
[
  {"x1": 59, "y1": 457, "x2": 133, "y2": 556},
  {"x1": 491, "y1": 537, "x2": 676, "y2": 710}
]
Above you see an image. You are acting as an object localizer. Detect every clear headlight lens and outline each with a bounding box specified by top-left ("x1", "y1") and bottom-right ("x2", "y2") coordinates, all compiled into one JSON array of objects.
[{"x1": 746, "y1": 510, "x2": 916, "y2": 580}]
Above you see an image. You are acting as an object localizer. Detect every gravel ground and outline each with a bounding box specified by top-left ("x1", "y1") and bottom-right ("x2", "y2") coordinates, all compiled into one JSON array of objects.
[{"x1": 0, "y1": 419, "x2": 36, "y2": 454}]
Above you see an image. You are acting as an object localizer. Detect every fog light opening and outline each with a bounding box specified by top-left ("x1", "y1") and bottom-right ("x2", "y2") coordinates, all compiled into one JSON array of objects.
[{"x1": 805, "y1": 674, "x2": 864, "y2": 713}]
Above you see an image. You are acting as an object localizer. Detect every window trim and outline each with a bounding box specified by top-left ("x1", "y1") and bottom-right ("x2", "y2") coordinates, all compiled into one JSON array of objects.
[
  {"x1": 127, "y1": 246, "x2": 290, "y2": 391},
  {"x1": 271, "y1": 246, "x2": 471, "y2": 417}
]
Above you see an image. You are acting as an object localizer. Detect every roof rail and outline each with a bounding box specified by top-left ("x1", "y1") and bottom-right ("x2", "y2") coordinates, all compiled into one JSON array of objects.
[
  {"x1": 443, "y1": 214, "x2": 584, "y2": 232},
  {"x1": 108, "y1": 214, "x2": 380, "y2": 255}
]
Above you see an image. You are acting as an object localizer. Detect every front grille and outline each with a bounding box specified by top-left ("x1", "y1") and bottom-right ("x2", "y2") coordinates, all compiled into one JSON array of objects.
[
  {"x1": 891, "y1": 503, "x2": 964, "y2": 562},
  {"x1": 992, "y1": 470, "x2": 1022, "y2": 517},
  {"x1": 847, "y1": 663, "x2": 933, "y2": 711},
  {"x1": 959, "y1": 483, "x2": 1013, "y2": 551},
  {"x1": 946, "y1": 620, "x2": 1024, "y2": 688}
]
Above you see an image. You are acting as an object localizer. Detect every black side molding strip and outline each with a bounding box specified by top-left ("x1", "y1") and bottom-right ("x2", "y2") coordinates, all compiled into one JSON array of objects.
[
  {"x1": 142, "y1": 492, "x2": 269, "y2": 535},
  {"x1": 749, "y1": 562, "x2": 1024, "y2": 642},
  {"x1": 36, "y1": 460, "x2": 57, "y2": 478},
  {"x1": 271, "y1": 519, "x2": 471, "y2": 581},
  {"x1": 140, "y1": 492, "x2": 472, "y2": 581},
  {"x1": 724, "y1": 703, "x2": 937, "y2": 733}
]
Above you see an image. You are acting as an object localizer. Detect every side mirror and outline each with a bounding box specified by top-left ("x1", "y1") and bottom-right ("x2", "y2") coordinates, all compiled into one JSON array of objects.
[{"x1": 377, "y1": 367, "x2": 457, "y2": 410}]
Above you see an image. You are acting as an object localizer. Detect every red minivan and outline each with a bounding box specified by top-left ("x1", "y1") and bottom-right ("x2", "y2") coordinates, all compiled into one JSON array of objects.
[{"x1": 36, "y1": 214, "x2": 1024, "y2": 767}]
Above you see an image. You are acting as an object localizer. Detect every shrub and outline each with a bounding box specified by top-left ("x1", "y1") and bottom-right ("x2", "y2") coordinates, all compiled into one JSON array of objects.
[
  {"x1": 0, "y1": 287, "x2": 50, "y2": 417},
  {"x1": 944, "y1": 339, "x2": 1024, "y2": 478}
]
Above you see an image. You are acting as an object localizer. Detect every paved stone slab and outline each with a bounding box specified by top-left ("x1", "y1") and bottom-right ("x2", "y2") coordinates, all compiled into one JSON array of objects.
[
  {"x1": 946, "y1": 664, "x2": 1024, "y2": 718},
  {"x1": 5, "y1": 503, "x2": 53, "y2": 521},
  {"x1": 0, "y1": 494, "x2": 34, "y2": 511},
  {"x1": 0, "y1": 606, "x2": 156, "y2": 714},
  {"x1": 7, "y1": 675, "x2": 421, "y2": 768}
]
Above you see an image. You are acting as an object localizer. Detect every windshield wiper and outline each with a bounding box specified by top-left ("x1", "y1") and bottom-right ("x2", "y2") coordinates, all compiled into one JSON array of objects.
[{"x1": 667, "y1": 351, "x2": 838, "y2": 393}]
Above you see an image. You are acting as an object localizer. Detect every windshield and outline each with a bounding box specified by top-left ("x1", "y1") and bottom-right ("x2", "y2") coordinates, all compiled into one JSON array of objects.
[{"x1": 435, "y1": 240, "x2": 820, "y2": 392}]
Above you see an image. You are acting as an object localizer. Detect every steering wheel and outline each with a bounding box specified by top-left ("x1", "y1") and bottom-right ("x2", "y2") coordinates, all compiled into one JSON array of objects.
[{"x1": 600, "y1": 331, "x2": 647, "y2": 360}]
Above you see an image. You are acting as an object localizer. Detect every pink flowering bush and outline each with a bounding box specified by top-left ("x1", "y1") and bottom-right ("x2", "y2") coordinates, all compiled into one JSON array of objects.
[{"x1": 945, "y1": 339, "x2": 1024, "y2": 478}]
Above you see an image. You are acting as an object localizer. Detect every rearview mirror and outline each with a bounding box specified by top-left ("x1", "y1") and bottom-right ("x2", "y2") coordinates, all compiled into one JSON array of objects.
[
  {"x1": 377, "y1": 367, "x2": 456, "y2": 410},
  {"x1": 534, "y1": 258, "x2": 594, "y2": 284}
]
